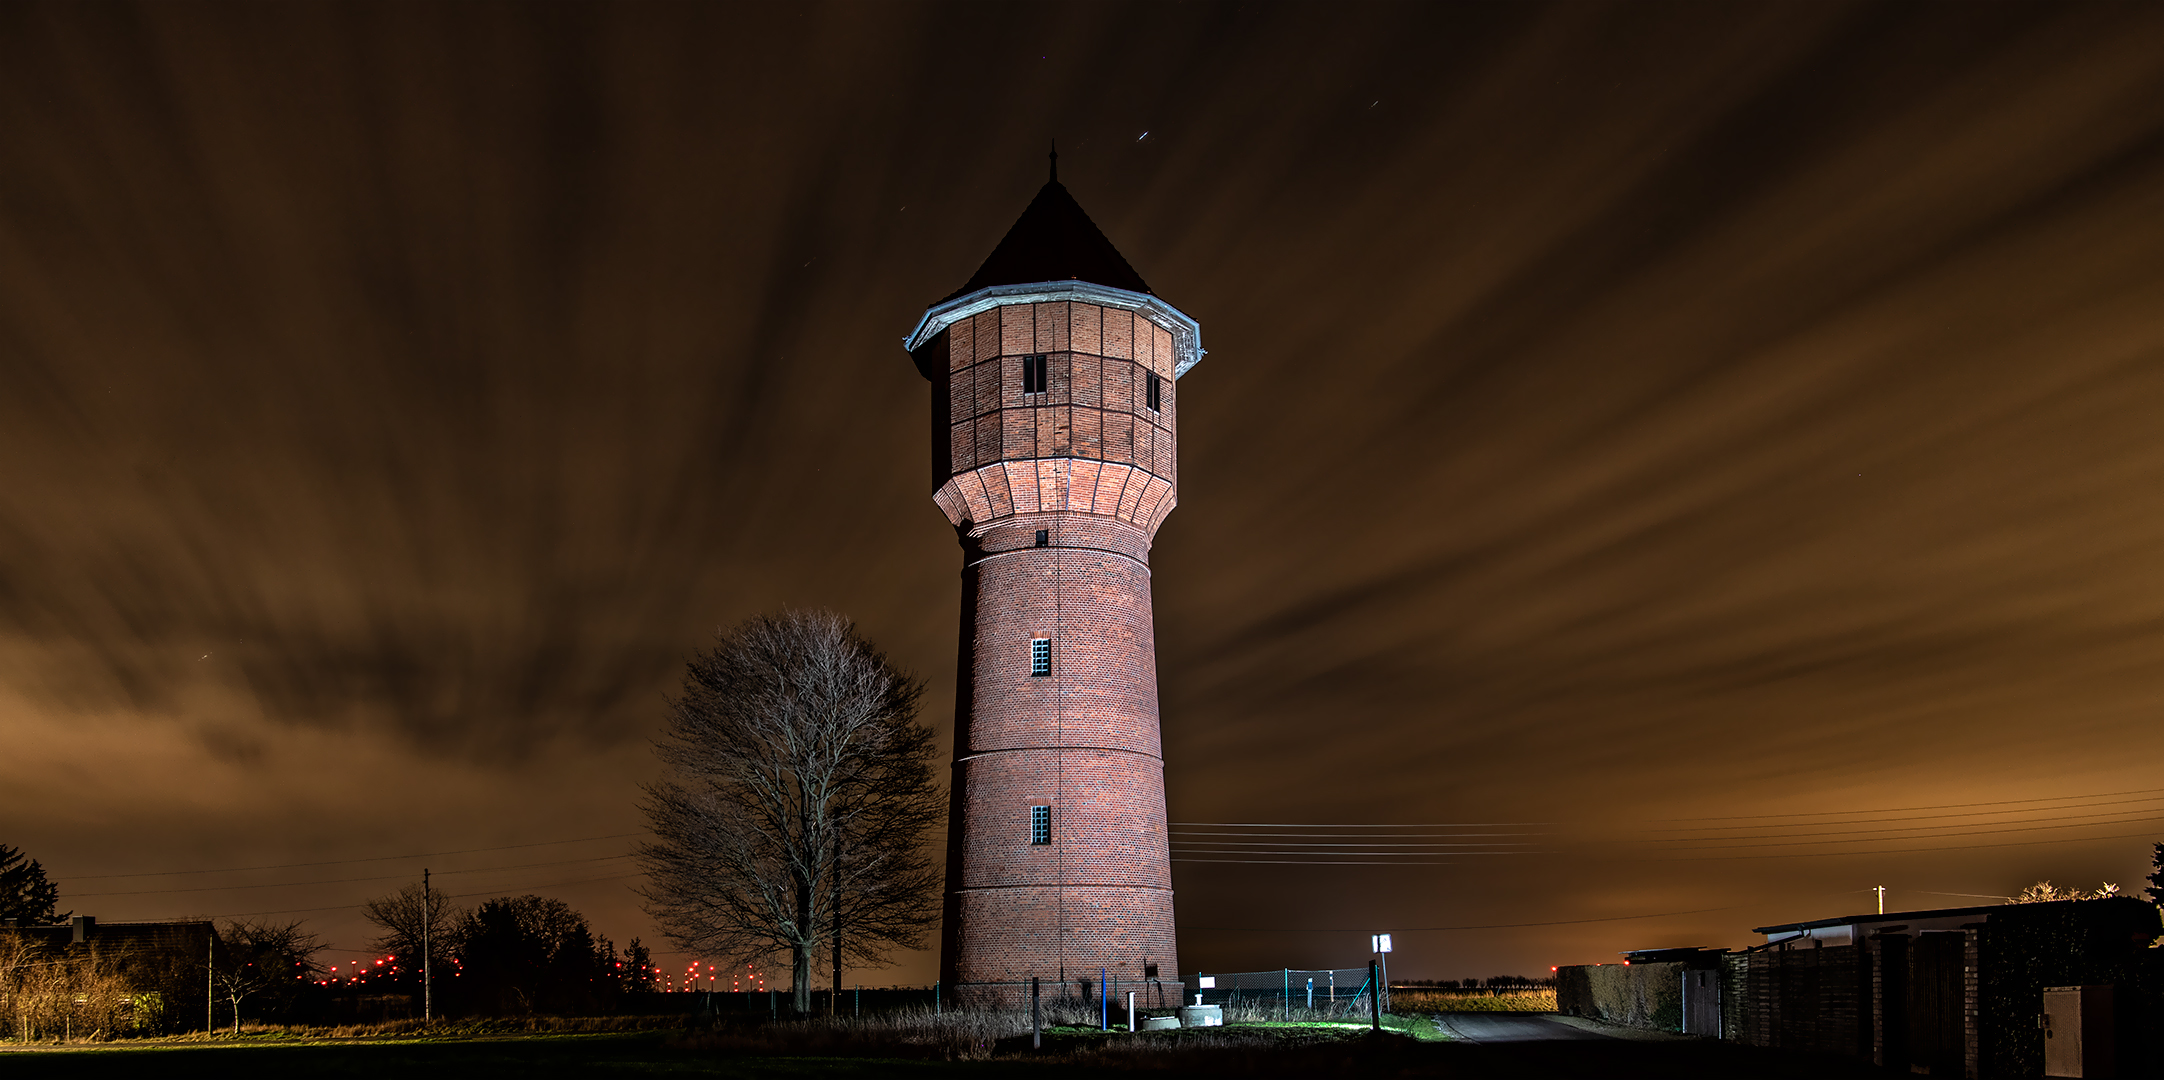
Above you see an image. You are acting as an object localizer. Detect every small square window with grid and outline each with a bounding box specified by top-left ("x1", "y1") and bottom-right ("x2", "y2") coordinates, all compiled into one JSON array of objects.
[
  {"x1": 1030, "y1": 805, "x2": 1051, "y2": 845},
  {"x1": 1030, "y1": 637, "x2": 1050, "y2": 677}
]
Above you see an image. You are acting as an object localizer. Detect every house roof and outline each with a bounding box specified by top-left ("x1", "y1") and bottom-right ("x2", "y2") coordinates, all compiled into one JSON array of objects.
[
  {"x1": 8, "y1": 917, "x2": 215, "y2": 952},
  {"x1": 1751, "y1": 903, "x2": 2001, "y2": 935},
  {"x1": 944, "y1": 172, "x2": 1152, "y2": 302}
]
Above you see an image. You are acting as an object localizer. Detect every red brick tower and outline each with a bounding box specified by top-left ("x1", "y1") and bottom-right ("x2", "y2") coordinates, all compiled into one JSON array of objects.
[{"x1": 904, "y1": 153, "x2": 1201, "y2": 1003}]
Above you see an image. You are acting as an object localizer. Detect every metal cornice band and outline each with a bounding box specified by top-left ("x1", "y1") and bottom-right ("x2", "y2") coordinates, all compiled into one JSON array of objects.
[{"x1": 903, "y1": 281, "x2": 1207, "y2": 379}]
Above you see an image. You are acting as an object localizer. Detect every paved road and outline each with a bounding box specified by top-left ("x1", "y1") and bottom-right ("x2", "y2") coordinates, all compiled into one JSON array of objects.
[
  {"x1": 1411, "y1": 1013, "x2": 1890, "y2": 1078},
  {"x1": 1430, "y1": 1014, "x2": 1622, "y2": 1042}
]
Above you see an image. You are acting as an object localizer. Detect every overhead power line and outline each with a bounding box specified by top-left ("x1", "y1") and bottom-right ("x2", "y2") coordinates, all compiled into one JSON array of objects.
[
  {"x1": 1172, "y1": 821, "x2": 1551, "y2": 828},
  {"x1": 1646, "y1": 793, "x2": 2164, "y2": 833},
  {"x1": 62, "y1": 832, "x2": 644, "y2": 881},
  {"x1": 189, "y1": 871, "x2": 650, "y2": 921},
  {"x1": 1172, "y1": 831, "x2": 1544, "y2": 839},
  {"x1": 1642, "y1": 811, "x2": 2164, "y2": 851},
  {"x1": 1169, "y1": 840, "x2": 1538, "y2": 848},
  {"x1": 1652, "y1": 786, "x2": 2164, "y2": 823},
  {"x1": 1660, "y1": 827, "x2": 2164, "y2": 861},
  {"x1": 68, "y1": 853, "x2": 638, "y2": 898},
  {"x1": 1173, "y1": 859, "x2": 1452, "y2": 866},
  {"x1": 1182, "y1": 906, "x2": 1733, "y2": 932}
]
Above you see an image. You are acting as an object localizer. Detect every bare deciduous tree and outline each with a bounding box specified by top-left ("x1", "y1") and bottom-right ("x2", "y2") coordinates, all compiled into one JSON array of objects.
[
  {"x1": 637, "y1": 610, "x2": 943, "y2": 1017},
  {"x1": 361, "y1": 880, "x2": 464, "y2": 1016},
  {"x1": 210, "y1": 918, "x2": 323, "y2": 1032},
  {"x1": 2007, "y1": 880, "x2": 2119, "y2": 903}
]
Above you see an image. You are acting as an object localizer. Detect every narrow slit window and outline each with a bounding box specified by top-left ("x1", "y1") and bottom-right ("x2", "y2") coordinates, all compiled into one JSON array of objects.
[
  {"x1": 1146, "y1": 371, "x2": 1161, "y2": 411},
  {"x1": 1034, "y1": 529, "x2": 1049, "y2": 548},
  {"x1": 1030, "y1": 805, "x2": 1051, "y2": 845},
  {"x1": 1030, "y1": 637, "x2": 1051, "y2": 677},
  {"x1": 1022, "y1": 354, "x2": 1047, "y2": 395}
]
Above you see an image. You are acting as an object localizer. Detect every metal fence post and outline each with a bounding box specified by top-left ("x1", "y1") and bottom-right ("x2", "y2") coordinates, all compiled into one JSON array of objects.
[
  {"x1": 1032, "y1": 977, "x2": 1041, "y2": 1050},
  {"x1": 1369, "y1": 960, "x2": 1381, "y2": 1031}
]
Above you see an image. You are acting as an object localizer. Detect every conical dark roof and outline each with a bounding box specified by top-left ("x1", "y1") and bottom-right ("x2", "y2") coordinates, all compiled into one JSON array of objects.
[{"x1": 946, "y1": 179, "x2": 1152, "y2": 301}]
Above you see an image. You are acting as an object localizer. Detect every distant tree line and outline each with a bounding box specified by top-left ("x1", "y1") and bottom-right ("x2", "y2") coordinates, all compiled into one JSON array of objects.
[
  {"x1": 8, "y1": 608, "x2": 947, "y2": 1034},
  {"x1": 3, "y1": 840, "x2": 661, "y2": 1035},
  {"x1": 1399, "y1": 975, "x2": 1556, "y2": 989},
  {"x1": 356, "y1": 891, "x2": 657, "y2": 1017}
]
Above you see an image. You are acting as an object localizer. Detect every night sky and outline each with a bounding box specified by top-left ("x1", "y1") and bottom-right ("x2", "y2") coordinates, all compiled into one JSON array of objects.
[{"x1": 6, "y1": 1, "x2": 2164, "y2": 984}]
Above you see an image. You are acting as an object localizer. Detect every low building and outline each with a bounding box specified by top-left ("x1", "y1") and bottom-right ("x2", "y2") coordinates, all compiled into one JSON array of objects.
[
  {"x1": 1730, "y1": 896, "x2": 2160, "y2": 1077},
  {"x1": 3, "y1": 915, "x2": 217, "y2": 1036},
  {"x1": 1557, "y1": 897, "x2": 2161, "y2": 1077}
]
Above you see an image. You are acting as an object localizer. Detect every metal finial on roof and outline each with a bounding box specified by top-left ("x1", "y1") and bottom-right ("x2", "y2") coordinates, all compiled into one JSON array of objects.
[{"x1": 1049, "y1": 139, "x2": 1058, "y2": 183}]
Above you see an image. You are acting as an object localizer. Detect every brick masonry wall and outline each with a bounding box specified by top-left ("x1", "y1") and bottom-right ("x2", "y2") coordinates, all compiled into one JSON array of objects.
[
  {"x1": 1722, "y1": 952, "x2": 1750, "y2": 1046},
  {"x1": 918, "y1": 297, "x2": 1186, "y2": 995},
  {"x1": 1963, "y1": 929, "x2": 1980, "y2": 1079},
  {"x1": 923, "y1": 300, "x2": 1181, "y2": 537}
]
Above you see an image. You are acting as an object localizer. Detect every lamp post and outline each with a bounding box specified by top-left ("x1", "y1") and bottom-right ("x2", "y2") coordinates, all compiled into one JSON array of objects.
[{"x1": 1371, "y1": 933, "x2": 1393, "y2": 1016}]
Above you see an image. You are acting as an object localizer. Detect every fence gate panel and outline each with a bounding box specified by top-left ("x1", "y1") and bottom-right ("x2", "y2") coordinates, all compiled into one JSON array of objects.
[
  {"x1": 1907, "y1": 932, "x2": 1965, "y2": 1076},
  {"x1": 1683, "y1": 968, "x2": 1720, "y2": 1037},
  {"x1": 1877, "y1": 934, "x2": 1909, "y2": 1069}
]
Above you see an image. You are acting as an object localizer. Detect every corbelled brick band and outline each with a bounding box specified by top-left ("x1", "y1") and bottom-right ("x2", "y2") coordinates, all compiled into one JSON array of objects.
[{"x1": 913, "y1": 296, "x2": 1189, "y2": 1006}]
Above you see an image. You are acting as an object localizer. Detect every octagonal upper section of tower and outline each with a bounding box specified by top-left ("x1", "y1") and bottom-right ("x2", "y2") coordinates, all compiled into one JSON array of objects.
[{"x1": 903, "y1": 174, "x2": 1204, "y2": 540}]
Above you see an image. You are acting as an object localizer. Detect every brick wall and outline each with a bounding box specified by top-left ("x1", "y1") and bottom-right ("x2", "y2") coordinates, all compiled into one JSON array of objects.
[
  {"x1": 922, "y1": 300, "x2": 1181, "y2": 537},
  {"x1": 918, "y1": 297, "x2": 1185, "y2": 997}
]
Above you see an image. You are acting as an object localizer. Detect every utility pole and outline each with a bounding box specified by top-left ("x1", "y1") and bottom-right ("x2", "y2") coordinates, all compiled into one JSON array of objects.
[
  {"x1": 1874, "y1": 885, "x2": 1886, "y2": 916},
  {"x1": 423, "y1": 868, "x2": 433, "y2": 1021}
]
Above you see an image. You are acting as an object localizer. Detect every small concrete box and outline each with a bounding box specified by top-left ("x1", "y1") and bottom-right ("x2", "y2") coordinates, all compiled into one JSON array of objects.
[
  {"x1": 1179, "y1": 1004, "x2": 1222, "y2": 1028},
  {"x1": 2042, "y1": 985, "x2": 2114, "y2": 1078},
  {"x1": 1139, "y1": 1014, "x2": 1181, "y2": 1031}
]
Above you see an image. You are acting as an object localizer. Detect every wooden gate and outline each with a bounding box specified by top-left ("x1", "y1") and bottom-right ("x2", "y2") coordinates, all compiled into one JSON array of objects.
[
  {"x1": 1682, "y1": 968, "x2": 1721, "y2": 1037},
  {"x1": 1875, "y1": 933, "x2": 1909, "y2": 1068},
  {"x1": 1907, "y1": 932, "x2": 1967, "y2": 1076}
]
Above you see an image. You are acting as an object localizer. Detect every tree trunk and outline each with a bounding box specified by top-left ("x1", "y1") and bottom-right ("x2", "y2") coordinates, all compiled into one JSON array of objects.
[
  {"x1": 831, "y1": 843, "x2": 842, "y2": 1016},
  {"x1": 791, "y1": 943, "x2": 811, "y2": 1017},
  {"x1": 793, "y1": 863, "x2": 814, "y2": 1017}
]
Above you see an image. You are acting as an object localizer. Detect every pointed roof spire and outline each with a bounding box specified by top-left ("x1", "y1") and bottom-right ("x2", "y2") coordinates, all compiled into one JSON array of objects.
[{"x1": 944, "y1": 152, "x2": 1151, "y2": 301}]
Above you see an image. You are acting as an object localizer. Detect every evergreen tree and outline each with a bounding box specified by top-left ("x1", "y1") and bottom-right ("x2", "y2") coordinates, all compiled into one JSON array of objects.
[
  {"x1": 2147, "y1": 841, "x2": 2163, "y2": 905},
  {"x1": 0, "y1": 844, "x2": 68, "y2": 925},
  {"x1": 455, "y1": 895, "x2": 609, "y2": 1015}
]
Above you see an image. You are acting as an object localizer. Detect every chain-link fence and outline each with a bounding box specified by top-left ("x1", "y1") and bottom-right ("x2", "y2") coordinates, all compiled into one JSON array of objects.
[{"x1": 1191, "y1": 967, "x2": 1384, "y2": 1021}]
